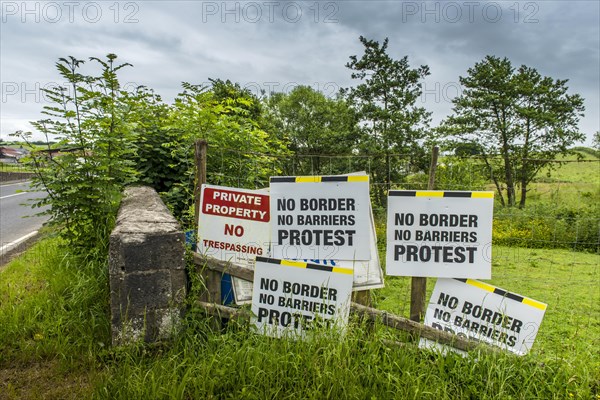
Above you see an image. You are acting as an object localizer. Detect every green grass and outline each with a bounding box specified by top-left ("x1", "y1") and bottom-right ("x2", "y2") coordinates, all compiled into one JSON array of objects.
[
  {"x1": 0, "y1": 162, "x2": 32, "y2": 173},
  {"x1": 525, "y1": 151, "x2": 599, "y2": 213},
  {"x1": 0, "y1": 236, "x2": 109, "y2": 399},
  {"x1": 488, "y1": 151, "x2": 600, "y2": 253},
  {"x1": 377, "y1": 246, "x2": 600, "y2": 363},
  {"x1": 536, "y1": 151, "x2": 600, "y2": 184},
  {"x1": 1, "y1": 238, "x2": 598, "y2": 399}
]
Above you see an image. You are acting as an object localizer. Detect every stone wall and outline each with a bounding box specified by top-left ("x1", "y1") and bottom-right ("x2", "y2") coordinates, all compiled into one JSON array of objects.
[
  {"x1": 108, "y1": 186, "x2": 187, "y2": 345},
  {"x1": 0, "y1": 171, "x2": 35, "y2": 183}
]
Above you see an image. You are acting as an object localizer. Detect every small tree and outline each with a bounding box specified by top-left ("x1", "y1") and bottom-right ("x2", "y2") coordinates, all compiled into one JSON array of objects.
[
  {"x1": 442, "y1": 56, "x2": 585, "y2": 207},
  {"x1": 343, "y1": 36, "x2": 431, "y2": 205},
  {"x1": 161, "y1": 81, "x2": 289, "y2": 225},
  {"x1": 14, "y1": 54, "x2": 138, "y2": 252}
]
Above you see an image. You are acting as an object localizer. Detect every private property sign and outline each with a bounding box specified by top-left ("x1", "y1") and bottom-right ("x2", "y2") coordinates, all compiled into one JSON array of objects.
[
  {"x1": 197, "y1": 184, "x2": 270, "y2": 262},
  {"x1": 270, "y1": 175, "x2": 371, "y2": 261},
  {"x1": 385, "y1": 190, "x2": 494, "y2": 279},
  {"x1": 251, "y1": 257, "x2": 353, "y2": 339},
  {"x1": 421, "y1": 278, "x2": 548, "y2": 355}
]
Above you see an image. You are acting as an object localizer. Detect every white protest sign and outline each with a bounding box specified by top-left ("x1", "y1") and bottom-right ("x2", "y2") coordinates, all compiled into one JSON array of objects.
[
  {"x1": 197, "y1": 184, "x2": 270, "y2": 265},
  {"x1": 420, "y1": 278, "x2": 547, "y2": 355},
  {"x1": 270, "y1": 175, "x2": 371, "y2": 261},
  {"x1": 233, "y1": 194, "x2": 384, "y2": 304},
  {"x1": 386, "y1": 190, "x2": 494, "y2": 278},
  {"x1": 251, "y1": 257, "x2": 353, "y2": 339}
]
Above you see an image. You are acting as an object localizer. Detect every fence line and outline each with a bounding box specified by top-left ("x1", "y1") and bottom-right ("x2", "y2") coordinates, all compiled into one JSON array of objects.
[{"x1": 199, "y1": 145, "x2": 599, "y2": 329}]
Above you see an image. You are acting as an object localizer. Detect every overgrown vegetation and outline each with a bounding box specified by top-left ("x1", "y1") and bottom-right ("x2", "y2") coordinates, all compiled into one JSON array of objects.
[
  {"x1": 2, "y1": 37, "x2": 598, "y2": 398},
  {"x1": 13, "y1": 55, "x2": 138, "y2": 253},
  {"x1": 1, "y1": 240, "x2": 598, "y2": 399}
]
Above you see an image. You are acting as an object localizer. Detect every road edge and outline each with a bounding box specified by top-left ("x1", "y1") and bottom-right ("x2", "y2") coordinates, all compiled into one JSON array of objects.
[{"x1": 0, "y1": 231, "x2": 41, "y2": 270}]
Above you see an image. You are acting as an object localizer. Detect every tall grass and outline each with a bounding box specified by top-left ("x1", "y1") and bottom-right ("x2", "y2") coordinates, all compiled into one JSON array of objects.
[
  {"x1": 2, "y1": 237, "x2": 598, "y2": 399},
  {"x1": 97, "y1": 315, "x2": 598, "y2": 399},
  {"x1": 0, "y1": 236, "x2": 110, "y2": 366}
]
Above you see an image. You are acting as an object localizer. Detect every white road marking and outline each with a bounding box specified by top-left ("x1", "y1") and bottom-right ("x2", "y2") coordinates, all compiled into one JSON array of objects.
[
  {"x1": 0, "y1": 192, "x2": 27, "y2": 200},
  {"x1": 0, "y1": 181, "x2": 31, "y2": 188},
  {"x1": 0, "y1": 230, "x2": 38, "y2": 255}
]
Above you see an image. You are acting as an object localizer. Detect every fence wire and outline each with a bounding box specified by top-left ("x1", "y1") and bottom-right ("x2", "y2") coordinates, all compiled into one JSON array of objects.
[{"x1": 203, "y1": 147, "x2": 599, "y2": 331}]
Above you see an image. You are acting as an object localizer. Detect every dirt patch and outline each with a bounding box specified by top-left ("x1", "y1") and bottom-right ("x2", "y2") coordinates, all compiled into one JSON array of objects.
[{"x1": 0, "y1": 360, "x2": 98, "y2": 400}]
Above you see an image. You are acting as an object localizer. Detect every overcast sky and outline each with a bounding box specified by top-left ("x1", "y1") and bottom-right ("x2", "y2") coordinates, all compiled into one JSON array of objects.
[{"x1": 1, "y1": 1, "x2": 598, "y2": 144}]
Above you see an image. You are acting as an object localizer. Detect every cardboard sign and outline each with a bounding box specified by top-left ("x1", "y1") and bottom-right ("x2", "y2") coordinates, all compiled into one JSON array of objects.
[
  {"x1": 386, "y1": 190, "x2": 494, "y2": 278},
  {"x1": 420, "y1": 278, "x2": 547, "y2": 355},
  {"x1": 197, "y1": 184, "x2": 270, "y2": 264},
  {"x1": 251, "y1": 257, "x2": 353, "y2": 339},
  {"x1": 270, "y1": 175, "x2": 371, "y2": 261}
]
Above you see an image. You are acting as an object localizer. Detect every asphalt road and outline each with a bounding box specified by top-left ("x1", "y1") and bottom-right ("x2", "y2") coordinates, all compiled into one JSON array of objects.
[{"x1": 0, "y1": 181, "x2": 50, "y2": 253}]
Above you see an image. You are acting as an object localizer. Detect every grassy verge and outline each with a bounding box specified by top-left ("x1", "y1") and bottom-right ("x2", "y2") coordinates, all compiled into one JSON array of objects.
[
  {"x1": 0, "y1": 163, "x2": 32, "y2": 173},
  {"x1": 0, "y1": 236, "x2": 109, "y2": 399},
  {"x1": 1, "y1": 238, "x2": 598, "y2": 398}
]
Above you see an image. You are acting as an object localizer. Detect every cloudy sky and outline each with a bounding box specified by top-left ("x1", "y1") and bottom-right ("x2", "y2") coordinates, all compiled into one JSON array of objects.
[{"x1": 1, "y1": 1, "x2": 599, "y2": 144}]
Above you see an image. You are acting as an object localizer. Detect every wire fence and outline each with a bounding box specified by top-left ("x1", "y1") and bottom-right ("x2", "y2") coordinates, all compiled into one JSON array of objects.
[
  {"x1": 202, "y1": 146, "x2": 599, "y2": 333},
  {"x1": 206, "y1": 147, "x2": 599, "y2": 250}
]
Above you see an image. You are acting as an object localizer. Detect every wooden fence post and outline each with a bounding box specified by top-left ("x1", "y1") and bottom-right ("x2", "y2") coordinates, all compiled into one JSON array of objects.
[
  {"x1": 409, "y1": 146, "x2": 439, "y2": 322},
  {"x1": 194, "y1": 139, "x2": 222, "y2": 309},
  {"x1": 194, "y1": 139, "x2": 208, "y2": 229}
]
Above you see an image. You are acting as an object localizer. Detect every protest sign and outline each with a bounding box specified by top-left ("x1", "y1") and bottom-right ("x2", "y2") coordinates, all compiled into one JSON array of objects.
[
  {"x1": 233, "y1": 189, "x2": 384, "y2": 303},
  {"x1": 386, "y1": 190, "x2": 494, "y2": 278},
  {"x1": 251, "y1": 257, "x2": 353, "y2": 339},
  {"x1": 270, "y1": 175, "x2": 371, "y2": 261},
  {"x1": 420, "y1": 278, "x2": 547, "y2": 355}
]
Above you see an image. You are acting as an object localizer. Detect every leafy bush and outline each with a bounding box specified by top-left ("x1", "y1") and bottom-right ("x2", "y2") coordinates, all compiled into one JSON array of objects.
[
  {"x1": 133, "y1": 81, "x2": 290, "y2": 226},
  {"x1": 405, "y1": 157, "x2": 489, "y2": 191},
  {"x1": 493, "y1": 203, "x2": 599, "y2": 252},
  {"x1": 14, "y1": 55, "x2": 139, "y2": 253}
]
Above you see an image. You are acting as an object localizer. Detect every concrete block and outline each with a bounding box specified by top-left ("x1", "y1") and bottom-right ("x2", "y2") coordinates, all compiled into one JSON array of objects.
[{"x1": 109, "y1": 186, "x2": 188, "y2": 346}]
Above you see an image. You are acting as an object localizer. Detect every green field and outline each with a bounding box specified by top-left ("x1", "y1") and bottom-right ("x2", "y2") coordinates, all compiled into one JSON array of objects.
[
  {"x1": 378, "y1": 246, "x2": 600, "y2": 359},
  {"x1": 1, "y1": 149, "x2": 598, "y2": 398},
  {"x1": 1, "y1": 238, "x2": 598, "y2": 399}
]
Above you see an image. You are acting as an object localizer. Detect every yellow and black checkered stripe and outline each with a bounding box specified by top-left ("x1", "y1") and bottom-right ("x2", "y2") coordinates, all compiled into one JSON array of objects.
[
  {"x1": 256, "y1": 257, "x2": 353, "y2": 275},
  {"x1": 270, "y1": 175, "x2": 369, "y2": 183},
  {"x1": 454, "y1": 278, "x2": 547, "y2": 310},
  {"x1": 389, "y1": 190, "x2": 494, "y2": 198}
]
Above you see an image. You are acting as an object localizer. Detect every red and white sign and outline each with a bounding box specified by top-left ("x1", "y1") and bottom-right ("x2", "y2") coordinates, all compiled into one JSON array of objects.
[
  {"x1": 202, "y1": 186, "x2": 269, "y2": 222},
  {"x1": 197, "y1": 185, "x2": 270, "y2": 263}
]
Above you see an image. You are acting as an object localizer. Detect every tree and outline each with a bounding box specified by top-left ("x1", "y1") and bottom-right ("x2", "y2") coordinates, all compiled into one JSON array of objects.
[
  {"x1": 593, "y1": 131, "x2": 600, "y2": 150},
  {"x1": 441, "y1": 56, "x2": 585, "y2": 207},
  {"x1": 163, "y1": 81, "x2": 289, "y2": 224},
  {"x1": 343, "y1": 36, "x2": 431, "y2": 205},
  {"x1": 128, "y1": 86, "x2": 182, "y2": 195},
  {"x1": 13, "y1": 54, "x2": 139, "y2": 251},
  {"x1": 264, "y1": 85, "x2": 359, "y2": 175}
]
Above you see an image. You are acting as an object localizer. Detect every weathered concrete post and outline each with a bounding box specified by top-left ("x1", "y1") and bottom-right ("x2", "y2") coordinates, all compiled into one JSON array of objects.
[{"x1": 109, "y1": 186, "x2": 187, "y2": 345}]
